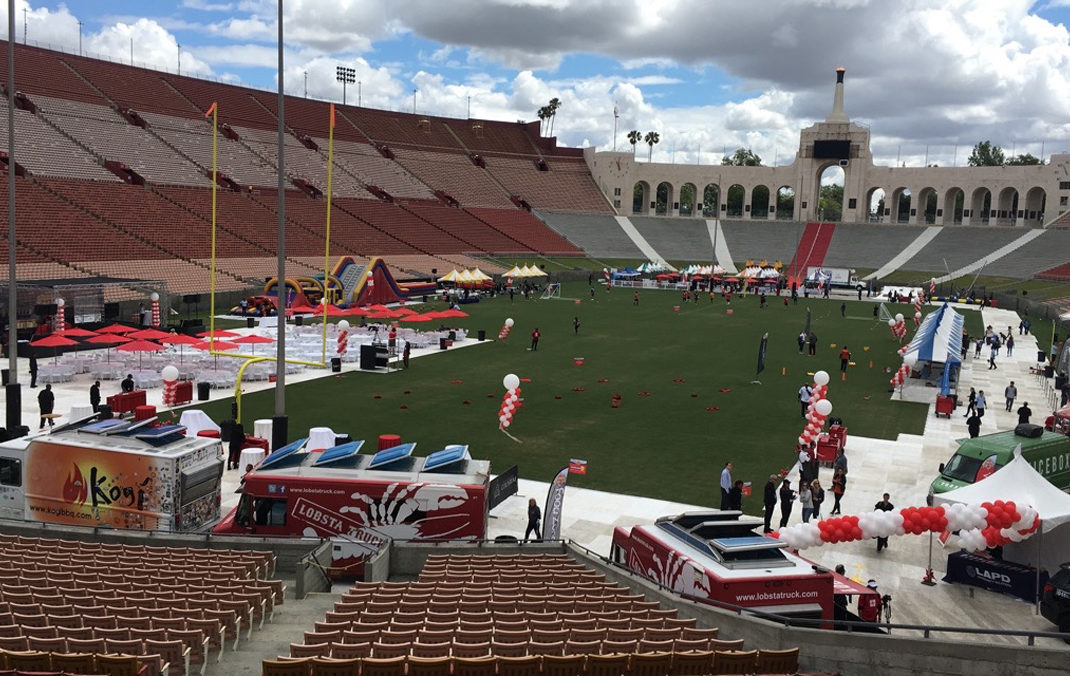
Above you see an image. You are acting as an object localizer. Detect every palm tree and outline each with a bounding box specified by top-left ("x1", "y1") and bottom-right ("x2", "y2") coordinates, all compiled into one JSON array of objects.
[
  {"x1": 627, "y1": 130, "x2": 641, "y2": 157},
  {"x1": 536, "y1": 105, "x2": 551, "y2": 136},
  {"x1": 644, "y1": 130, "x2": 660, "y2": 162},
  {"x1": 546, "y1": 97, "x2": 562, "y2": 137}
]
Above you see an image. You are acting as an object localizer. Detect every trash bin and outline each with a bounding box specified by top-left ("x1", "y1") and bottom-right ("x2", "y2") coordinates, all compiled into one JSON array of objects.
[
  {"x1": 220, "y1": 419, "x2": 235, "y2": 443},
  {"x1": 247, "y1": 317, "x2": 255, "y2": 328},
  {"x1": 97, "y1": 405, "x2": 113, "y2": 420},
  {"x1": 295, "y1": 315, "x2": 304, "y2": 326},
  {"x1": 439, "y1": 337, "x2": 448, "y2": 350},
  {"x1": 477, "y1": 329, "x2": 486, "y2": 341},
  {"x1": 331, "y1": 357, "x2": 341, "y2": 373},
  {"x1": 1039, "y1": 350, "x2": 1047, "y2": 363},
  {"x1": 197, "y1": 381, "x2": 211, "y2": 401}
]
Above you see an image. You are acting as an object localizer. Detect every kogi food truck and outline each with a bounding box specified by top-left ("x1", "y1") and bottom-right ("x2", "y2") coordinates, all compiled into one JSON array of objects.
[
  {"x1": 0, "y1": 417, "x2": 224, "y2": 531},
  {"x1": 212, "y1": 440, "x2": 490, "y2": 575}
]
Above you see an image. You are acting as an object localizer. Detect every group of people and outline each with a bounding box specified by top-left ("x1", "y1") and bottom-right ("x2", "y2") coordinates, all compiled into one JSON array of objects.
[{"x1": 751, "y1": 449, "x2": 850, "y2": 533}]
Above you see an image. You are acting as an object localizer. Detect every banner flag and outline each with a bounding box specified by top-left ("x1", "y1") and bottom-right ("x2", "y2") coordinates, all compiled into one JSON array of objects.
[
  {"x1": 204, "y1": 101, "x2": 217, "y2": 117},
  {"x1": 541, "y1": 467, "x2": 570, "y2": 540},
  {"x1": 756, "y1": 332, "x2": 768, "y2": 375},
  {"x1": 568, "y1": 459, "x2": 587, "y2": 475}
]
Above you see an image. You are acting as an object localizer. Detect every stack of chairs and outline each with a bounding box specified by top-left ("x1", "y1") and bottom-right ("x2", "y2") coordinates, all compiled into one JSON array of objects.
[{"x1": 265, "y1": 553, "x2": 801, "y2": 675}]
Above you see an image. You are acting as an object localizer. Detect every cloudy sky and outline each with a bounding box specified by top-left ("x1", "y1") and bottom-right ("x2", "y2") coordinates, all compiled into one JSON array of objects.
[{"x1": 5, "y1": 0, "x2": 1070, "y2": 167}]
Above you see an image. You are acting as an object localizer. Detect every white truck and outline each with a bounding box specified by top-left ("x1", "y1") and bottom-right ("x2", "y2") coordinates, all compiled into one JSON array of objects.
[
  {"x1": 0, "y1": 417, "x2": 224, "y2": 532},
  {"x1": 806, "y1": 266, "x2": 859, "y2": 289}
]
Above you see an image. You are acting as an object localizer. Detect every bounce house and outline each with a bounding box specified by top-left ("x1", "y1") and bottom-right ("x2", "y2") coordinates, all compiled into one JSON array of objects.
[
  {"x1": 264, "y1": 274, "x2": 345, "y2": 308},
  {"x1": 332, "y1": 256, "x2": 436, "y2": 306}
]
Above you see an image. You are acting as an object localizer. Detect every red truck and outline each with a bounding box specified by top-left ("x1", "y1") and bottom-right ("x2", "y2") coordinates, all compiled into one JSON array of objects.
[
  {"x1": 612, "y1": 511, "x2": 876, "y2": 623},
  {"x1": 1045, "y1": 405, "x2": 1070, "y2": 437},
  {"x1": 213, "y1": 441, "x2": 490, "y2": 575}
]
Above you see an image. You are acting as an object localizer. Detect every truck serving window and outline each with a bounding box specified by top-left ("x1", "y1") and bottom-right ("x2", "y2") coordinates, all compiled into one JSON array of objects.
[
  {"x1": 0, "y1": 458, "x2": 20, "y2": 486},
  {"x1": 254, "y1": 498, "x2": 287, "y2": 527}
]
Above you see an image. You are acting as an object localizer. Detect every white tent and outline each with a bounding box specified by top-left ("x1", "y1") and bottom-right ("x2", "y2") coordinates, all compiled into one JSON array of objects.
[{"x1": 934, "y1": 447, "x2": 1070, "y2": 573}]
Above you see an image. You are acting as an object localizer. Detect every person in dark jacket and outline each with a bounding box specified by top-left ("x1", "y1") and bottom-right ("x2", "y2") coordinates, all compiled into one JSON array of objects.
[
  {"x1": 29, "y1": 354, "x2": 38, "y2": 388},
  {"x1": 778, "y1": 478, "x2": 795, "y2": 528},
  {"x1": 763, "y1": 474, "x2": 778, "y2": 533},
  {"x1": 38, "y1": 384, "x2": 55, "y2": 430},
  {"x1": 121, "y1": 374, "x2": 135, "y2": 393},
  {"x1": 524, "y1": 498, "x2": 541, "y2": 541},
  {"x1": 728, "y1": 480, "x2": 744, "y2": 511},
  {"x1": 89, "y1": 380, "x2": 101, "y2": 413}
]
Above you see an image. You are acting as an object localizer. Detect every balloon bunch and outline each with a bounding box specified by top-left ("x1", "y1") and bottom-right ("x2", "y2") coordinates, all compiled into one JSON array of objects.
[
  {"x1": 797, "y1": 370, "x2": 832, "y2": 446},
  {"x1": 497, "y1": 373, "x2": 523, "y2": 429},
  {"x1": 913, "y1": 310, "x2": 922, "y2": 327},
  {"x1": 161, "y1": 365, "x2": 179, "y2": 406},
  {"x1": 150, "y1": 292, "x2": 161, "y2": 328},
  {"x1": 336, "y1": 320, "x2": 350, "y2": 357},
  {"x1": 914, "y1": 296, "x2": 923, "y2": 317},
  {"x1": 55, "y1": 298, "x2": 66, "y2": 334},
  {"x1": 889, "y1": 363, "x2": 910, "y2": 388},
  {"x1": 774, "y1": 500, "x2": 1040, "y2": 553},
  {"x1": 887, "y1": 313, "x2": 907, "y2": 341},
  {"x1": 498, "y1": 317, "x2": 514, "y2": 340}
]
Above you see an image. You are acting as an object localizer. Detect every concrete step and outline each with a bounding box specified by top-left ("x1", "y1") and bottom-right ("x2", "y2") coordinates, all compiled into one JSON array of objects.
[{"x1": 205, "y1": 583, "x2": 344, "y2": 676}]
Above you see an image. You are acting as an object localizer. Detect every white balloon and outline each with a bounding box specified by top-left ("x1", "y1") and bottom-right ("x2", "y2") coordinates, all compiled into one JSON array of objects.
[
  {"x1": 887, "y1": 318, "x2": 896, "y2": 326},
  {"x1": 502, "y1": 420, "x2": 511, "y2": 428},
  {"x1": 894, "y1": 313, "x2": 904, "y2": 322},
  {"x1": 56, "y1": 298, "x2": 65, "y2": 306},
  {"x1": 337, "y1": 320, "x2": 350, "y2": 331},
  {"x1": 813, "y1": 371, "x2": 830, "y2": 386},
  {"x1": 914, "y1": 311, "x2": 922, "y2": 319},
  {"x1": 503, "y1": 373, "x2": 520, "y2": 390},
  {"x1": 814, "y1": 399, "x2": 833, "y2": 416},
  {"x1": 505, "y1": 318, "x2": 515, "y2": 328},
  {"x1": 161, "y1": 365, "x2": 179, "y2": 382},
  {"x1": 150, "y1": 292, "x2": 160, "y2": 302}
]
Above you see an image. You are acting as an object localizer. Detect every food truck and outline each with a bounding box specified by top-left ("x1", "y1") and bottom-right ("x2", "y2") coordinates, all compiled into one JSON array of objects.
[
  {"x1": 0, "y1": 417, "x2": 224, "y2": 532},
  {"x1": 612, "y1": 511, "x2": 876, "y2": 623},
  {"x1": 212, "y1": 440, "x2": 490, "y2": 575}
]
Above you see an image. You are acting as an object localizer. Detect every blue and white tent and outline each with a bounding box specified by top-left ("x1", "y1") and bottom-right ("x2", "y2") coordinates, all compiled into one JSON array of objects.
[{"x1": 903, "y1": 303, "x2": 964, "y2": 366}]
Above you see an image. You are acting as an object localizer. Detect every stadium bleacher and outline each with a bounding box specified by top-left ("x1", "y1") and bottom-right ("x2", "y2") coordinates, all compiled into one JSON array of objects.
[
  {"x1": 628, "y1": 217, "x2": 714, "y2": 262},
  {"x1": 535, "y1": 212, "x2": 643, "y2": 259},
  {"x1": 900, "y1": 228, "x2": 1024, "y2": 273},
  {"x1": 821, "y1": 224, "x2": 926, "y2": 269},
  {"x1": 718, "y1": 220, "x2": 801, "y2": 267}
]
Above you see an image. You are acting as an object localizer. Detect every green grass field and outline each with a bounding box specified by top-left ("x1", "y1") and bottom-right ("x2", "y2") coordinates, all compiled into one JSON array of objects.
[{"x1": 199, "y1": 284, "x2": 986, "y2": 508}]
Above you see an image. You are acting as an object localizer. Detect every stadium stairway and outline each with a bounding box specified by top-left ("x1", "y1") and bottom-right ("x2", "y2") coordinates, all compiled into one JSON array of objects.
[
  {"x1": 785, "y1": 221, "x2": 834, "y2": 284},
  {"x1": 613, "y1": 216, "x2": 673, "y2": 269},
  {"x1": 1037, "y1": 260, "x2": 1070, "y2": 282},
  {"x1": 209, "y1": 588, "x2": 339, "y2": 676}
]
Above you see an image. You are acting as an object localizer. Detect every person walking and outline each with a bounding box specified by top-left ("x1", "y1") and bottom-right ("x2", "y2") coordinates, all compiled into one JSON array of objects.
[
  {"x1": 797, "y1": 331, "x2": 806, "y2": 354},
  {"x1": 840, "y1": 302, "x2": 846, "y2": 318},
  {"x1": 811, "y1": 479, "x2": 825, "y2": 520},
  {"x1": 38, "y1": 384, "x2": 55, "y2": 430},
  {"x1": 719, "y1": 462, "x2": 733, "y2": 510},
  {"x1": 633, "y1": 291, "x2": 639, "y2": 305},
  {"x1": 402, "y1": 342, "x2": 411, "y2": 369},
  {"x1": 1004, "y1": 381, "x2": 1017, "y2": 412},
  {"x1": 89, "y1": 380, "x2": 101, "y2": 413},
  {"x1": 831, "y1": 468, "x2": 846, "y2": 515},
  {"x1": 839, "y1": 345, "x2": 852, "y2": 374},
  {"x1": 799, "y1": 481, "x2": 814, "y2": 523},
  {"x1": 833, "y1": 448, "x2": 848, "y2": 477},
  {"x1": 966, "y1": 412, "x2": 982, "y2": 438},
  {"x1": 573, "y1": 316, "x2": 580, "y2": 335},
  {"x1": 988, "y1": 340, "x2": 998, "y2": 369},
  {"x1": 530, "y1": 327, "x2": 541, "y2": 351},
  {"x1": 524, "y1": 498, "x2": 541, "y2": 540},
  {"x1": 763, "y1": 474, "x2": 778, "y2": 533},
  {"x1": 875, "y1": 493, "x2": 894, "y2": 551},
  {"x1": 858, "y1": 580, "x2": 884, "y2": 623},
  {"x1": 808, "y1": 332, "x2": 818, "y2": 356},
  {"x1": 29, "y1": 354, "x2": 38, "y2": 388},
  {"x1": 1006, "y1": 333, "x2": 1014, "y2": 357},
  {"x1": 798, "y1": 383, "x2": 812, "y2": 418},
  {"x1": 778, "y1": 478, "x2": 795, "y2": 528},
  {"x1": 1017, "y1": 402, "x2": 1032, "y2": 425},
  {"x1": 963, "y1": 387, "x2": 977, "y2": 418},
  {"x1": 976, "y1": 390, "x2": 987, "y2": 418}
]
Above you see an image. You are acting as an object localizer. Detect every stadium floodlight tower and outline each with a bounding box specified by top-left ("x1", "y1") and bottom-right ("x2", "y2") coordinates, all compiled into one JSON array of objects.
[{"x1": 336, "y1": 65, "x2": 356, "y2": 105}]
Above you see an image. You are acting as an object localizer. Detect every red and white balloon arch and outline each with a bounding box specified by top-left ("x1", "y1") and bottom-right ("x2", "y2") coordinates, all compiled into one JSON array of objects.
[{"x1": 773, "y1": 500, "x2": 1040, "y2": 553}]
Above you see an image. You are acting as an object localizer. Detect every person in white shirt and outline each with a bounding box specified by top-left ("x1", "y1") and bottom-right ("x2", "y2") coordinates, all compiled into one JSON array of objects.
[
  {"x1": 798, "y1": 383, "x2": 812, "y2": 418},
  {"x1": 719, "y1": 462, "x2": 733, "y2": 510}
]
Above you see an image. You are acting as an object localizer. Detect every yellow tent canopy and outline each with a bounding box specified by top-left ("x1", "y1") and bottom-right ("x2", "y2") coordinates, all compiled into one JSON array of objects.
[
  {"x1": 437, "y1": 269, "x2": 461, "y2": 282},
  {"x1": 502, "y1": 265, "x2": 522, "y2": 277}
]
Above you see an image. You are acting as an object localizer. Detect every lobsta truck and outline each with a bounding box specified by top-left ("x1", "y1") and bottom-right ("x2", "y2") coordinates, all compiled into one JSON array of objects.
[
  {"x1": 0, "y1": 417, "x2": 224, "y2": 532},
  {"x1": 212, "y1": 440, "x2": 490, "y2": 575},
  {"x1": 612, "y1": 511, "x2": 874, "y2": 622}
]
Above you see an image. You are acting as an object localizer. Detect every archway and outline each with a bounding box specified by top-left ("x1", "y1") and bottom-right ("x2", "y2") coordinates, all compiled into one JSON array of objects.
[
  {"x1": 997, "y1": 187, "x2": 1019, "y2": 225},
  {"x1": 726, "y1": 184, "x2": 745, "y2": 217},
  {"x1": 916, "y1": 187, "x2": 938, "y2": 224},
  {"x1": 969, "y1": 187, "x2": 991, "y2": 225},
  {"x1": 679, "y1": 182, "x2": 697, "y2": 217},
  {"x1": 776, "y1": 186, "x2": 795, "y2": 220},
  {"x1": 655, "y1": 182, "x2": 674, "y2": 216},
  {"x1": 943, "y1": 188, "x2": 964, "y2": 224},
  {"x1": 632, "y1": 181, "x2": 650, "y2": 215},
  {"x1": 866, "y1": 187, "x2": 886, "y2": 222},
  {"x1": 816, "y1": 165, "x2": 844, "y2": 222},
  {"x1": 889, "y1": 187, "x2": 911, "y2": 223},
  {"x1": 1024, "y1": 187, "x2": 1046, "y2": 226},
  {"x1": 702, "y1": 184, "x2": 720, "y2": 218},
  {"x1": 751, "y1": 185, "x2": 770, "y2": 220}
]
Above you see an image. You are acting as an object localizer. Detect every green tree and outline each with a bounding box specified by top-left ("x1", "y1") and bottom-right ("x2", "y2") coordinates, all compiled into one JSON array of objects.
[
  {"x1": 726, "y1": 185, "x2": 744, "y2": 216},
  {"x1": 627, "y1": 130, "x2": 641, "y2": 157},
  {"x1": 1007, "y1": 153, "x2": 1043, "y2": 166},
  {"x1": 776, "y1": 187, "x2": 795, "y2": 219},
  {"x1": 643, "y1": 130, "x2": 660, "y2": 162},
  {"x1": 679, "y1": 184, "x2": 694, "y2": 215},
  {"x1": 967, "y1": 140, "x2": 1005, "y2": 167},
  {"x1": 547, "y1": 97, "x2": 562, "y2": 137},
  {"x1": 818, "y1": 184, "x2": 843, "y2": 221},
  {"x1": 536, "y1": 105, "x2": 551, "y2": 136},
  {"x1": 721, "y1": 147, "x2": 762, "y2": 166}
]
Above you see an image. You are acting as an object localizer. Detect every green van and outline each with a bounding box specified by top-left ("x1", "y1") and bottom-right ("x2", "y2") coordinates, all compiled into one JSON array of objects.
[{"x1": 928, "y1": 427, "x2": 1070, "y2": 503}]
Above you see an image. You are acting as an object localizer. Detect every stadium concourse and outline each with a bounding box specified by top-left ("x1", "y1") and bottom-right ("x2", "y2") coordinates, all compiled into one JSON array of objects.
[{"x1": 10, "y1": 302, "x2": 1065, "y2": 651}]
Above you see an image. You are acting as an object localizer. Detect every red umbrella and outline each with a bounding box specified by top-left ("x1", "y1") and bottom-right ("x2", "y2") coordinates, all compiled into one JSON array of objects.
[
  {"x1": 31, "y1": 334, "x2": 79, "y2": 348},
  {"x1": 399, "y1": 314, "x2": 433, "y2": 322},
  {"x1": 441, "y1": 309, "x2": 470, "y2": 318},
  {"x1": 393, "y1": 307, "x2": 417, "y2": 316},
  {"x1": 367, "y1": 304, "x2": 391, "y2": 312},
  {"x1": 191, "y1": 340, "x2": 240, "y2": 351},
  {"x1": 232, "y1": 334, "x2": 275, "y2": 353},
  {"x1": 160, "y1": 333, "x2": 203, "y2": 362},
  {"x1": 198, "y1": 329, "x2": 239, "y2": 339},
  {"x1": 342, "y1": 306, "x2": 368, "y2": 315},
  {"x1": 116, "y1": 339, "x2": 163, "y2": 370},
  {"x1": 97, "y1": 323, "x2": 137, "y2": 334},
  {"x1": 85, "y1": 333, "x2": 131, "y2": 362},
  {"x1": 61, "y1": 327, "x2": 99, "y2": 338},
  {"x1": 287, "y1": 305, "x2": 318, "y2": 315},
  {"x1": 129, "y1": 328, "x2": 172, "y2": 341}
]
